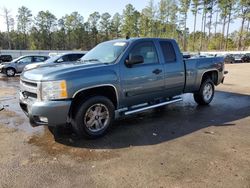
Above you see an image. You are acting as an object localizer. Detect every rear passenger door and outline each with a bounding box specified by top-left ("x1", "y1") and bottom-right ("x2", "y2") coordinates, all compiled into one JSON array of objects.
[
  {"x1": 159, "y1": 41, "x2": 185, "y2": 96},
  {"x1": 121, "y1": 41, "x2": 165, "y2": 106}
]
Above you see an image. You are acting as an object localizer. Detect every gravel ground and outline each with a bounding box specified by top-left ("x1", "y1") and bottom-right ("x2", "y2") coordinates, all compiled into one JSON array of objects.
[{"x1": 0, "y1": 64, "x2": 249, "y2": 188}]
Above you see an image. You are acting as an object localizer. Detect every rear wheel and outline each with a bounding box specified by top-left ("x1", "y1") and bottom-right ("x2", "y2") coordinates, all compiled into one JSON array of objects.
[
  {"x1": 194, "y1": 78, "x2": 215, "y2": 105},
  {"x1": 71, "y1": 96, "x2": 115, "y2": 139},
  {"x1": 6, "y1": 68, "x2": 16, "y2": 77}
]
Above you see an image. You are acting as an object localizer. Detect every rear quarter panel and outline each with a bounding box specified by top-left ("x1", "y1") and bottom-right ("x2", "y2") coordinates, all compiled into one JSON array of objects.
[{"x1": 185, "y1": 56, "x2": 224, "y2": 92}]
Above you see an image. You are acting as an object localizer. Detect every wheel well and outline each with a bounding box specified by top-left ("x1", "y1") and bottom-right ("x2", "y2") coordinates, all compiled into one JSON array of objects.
[
  {"x1": 7, "y1": 67, "x2": 16, "y2": 71},
  {"x1": 202, "y1": 71, "x2": 218, "y2": 85},
  {"x1": 69, "y1": 86, "x2": 118, "y2": 117}
]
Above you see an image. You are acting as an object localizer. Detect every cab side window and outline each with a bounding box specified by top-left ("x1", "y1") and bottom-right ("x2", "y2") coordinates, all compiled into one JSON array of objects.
[
  {"x1": 129, "y1": 42, "x2": 159, "y2": 64},
  {"x1": 160, "y1": 41, "x2": 176, "y2": 63}
]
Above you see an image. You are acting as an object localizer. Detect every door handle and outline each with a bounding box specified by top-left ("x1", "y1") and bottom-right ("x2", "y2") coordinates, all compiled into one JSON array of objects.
[{"x1": 152, "y1": 69, "x2": 162, "y2": 75}]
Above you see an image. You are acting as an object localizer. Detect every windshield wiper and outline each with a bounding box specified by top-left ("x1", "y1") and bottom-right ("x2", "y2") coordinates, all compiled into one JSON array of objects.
[{"x1": 83, "y1": 59, "x2": 100, "y2": 62}]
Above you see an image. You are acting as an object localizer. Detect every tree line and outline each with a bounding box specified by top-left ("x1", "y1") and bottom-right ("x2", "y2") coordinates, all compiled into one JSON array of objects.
[{"x1": 0, "y1": 0, "x2": 250, "y2": 52}]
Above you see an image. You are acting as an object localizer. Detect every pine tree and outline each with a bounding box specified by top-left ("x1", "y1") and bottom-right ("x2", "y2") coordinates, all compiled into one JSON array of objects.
[
  {"x1": 191, "y1": 0, "x2": 201, "y2": 51},
  {"x1": 17, "y1": 6, "x2": 32, "y2": 49},
  {"x1": 179, "y1": 0, "x2": 191, "y2": 50}
]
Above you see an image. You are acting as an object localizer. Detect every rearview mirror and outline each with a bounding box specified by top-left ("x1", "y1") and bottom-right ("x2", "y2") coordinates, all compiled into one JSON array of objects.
[{"x1": 125, "y1": 55, "x2": 144, "y2": 67}]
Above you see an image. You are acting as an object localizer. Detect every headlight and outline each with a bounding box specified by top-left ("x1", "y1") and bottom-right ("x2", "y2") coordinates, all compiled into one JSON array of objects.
[{"x1": 40, "y1": 80, "x2": 68, "y2": 100}]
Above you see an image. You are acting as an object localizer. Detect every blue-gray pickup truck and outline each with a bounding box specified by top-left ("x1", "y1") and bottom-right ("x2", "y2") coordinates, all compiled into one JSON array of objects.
[{"x1": 19, "y1": 38, "x2": 225, "y2": 138}]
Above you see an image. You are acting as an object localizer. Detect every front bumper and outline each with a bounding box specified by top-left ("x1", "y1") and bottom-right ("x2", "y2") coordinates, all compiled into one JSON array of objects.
[{"x1": 19, "y1": 92, "x2": 72, "y2": 127}]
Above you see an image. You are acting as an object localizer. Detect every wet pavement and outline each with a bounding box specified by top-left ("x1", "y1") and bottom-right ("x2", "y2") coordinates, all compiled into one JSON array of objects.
[
  {"x1": 0, "y1": 64, "x2": 250, "y2": 188},
  {"x1": 0, "y1": 75, "x2": 44, "y2": 134}
]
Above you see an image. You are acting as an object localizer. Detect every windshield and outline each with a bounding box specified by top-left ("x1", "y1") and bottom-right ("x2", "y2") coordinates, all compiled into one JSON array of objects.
[{"x1": 81, "y1": 41, "x2": 128, "y2": 64}]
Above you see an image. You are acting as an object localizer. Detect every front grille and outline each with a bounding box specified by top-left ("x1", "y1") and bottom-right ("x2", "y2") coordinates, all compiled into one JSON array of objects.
[
  {"x1": 21, "y1": 80, "x2": 37, "y2": 87},
  {"x1": 20, "y1": 79, "x2": 38, "y2": 99}
]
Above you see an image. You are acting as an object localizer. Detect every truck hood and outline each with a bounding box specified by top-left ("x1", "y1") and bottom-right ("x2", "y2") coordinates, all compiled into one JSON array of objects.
[
  {"x1": 22, "y1": 62, "x2": 107, "y2": 81},
  {"x1": 25, "y1": 61, "x2": 79, "y2": 71}
]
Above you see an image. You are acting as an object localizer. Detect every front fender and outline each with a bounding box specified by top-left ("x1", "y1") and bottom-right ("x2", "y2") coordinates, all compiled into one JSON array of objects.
[{"x1": 67, "y1": 68, "x2": 120, "y2": 99}]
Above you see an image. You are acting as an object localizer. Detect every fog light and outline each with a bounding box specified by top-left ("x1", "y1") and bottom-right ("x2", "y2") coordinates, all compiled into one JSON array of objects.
[{"x1": 38, "y1": 116, "x2": 48, "y2": 123}]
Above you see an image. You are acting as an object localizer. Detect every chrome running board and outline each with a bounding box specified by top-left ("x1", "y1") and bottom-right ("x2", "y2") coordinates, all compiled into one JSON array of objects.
[{"x1": 124, "y1": 97, "x2": 182, "y2": 116}]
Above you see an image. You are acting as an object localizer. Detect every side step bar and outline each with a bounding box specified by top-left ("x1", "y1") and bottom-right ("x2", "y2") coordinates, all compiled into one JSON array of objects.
[{"x1": 124, "y1": 97, "x2": 183, "y2": 116}]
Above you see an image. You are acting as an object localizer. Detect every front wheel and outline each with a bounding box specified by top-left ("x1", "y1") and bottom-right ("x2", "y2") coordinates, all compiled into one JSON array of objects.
[
  {"x1": 194, "y1": 79, "x2": 215, "y2": 105},
  {"x1": 71, "y1": 96, "x2": 115, "y2": 139}
]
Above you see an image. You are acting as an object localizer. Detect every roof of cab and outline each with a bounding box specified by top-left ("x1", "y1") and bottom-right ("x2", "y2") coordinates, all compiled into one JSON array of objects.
[{"x1": 107, "y1": 37, "x2": 176, "y2": 43}]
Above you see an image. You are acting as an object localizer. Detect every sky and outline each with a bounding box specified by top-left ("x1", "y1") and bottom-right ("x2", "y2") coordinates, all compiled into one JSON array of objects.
[{"x1": 0, "y1": 0, "x2": 241, "y2": 34}]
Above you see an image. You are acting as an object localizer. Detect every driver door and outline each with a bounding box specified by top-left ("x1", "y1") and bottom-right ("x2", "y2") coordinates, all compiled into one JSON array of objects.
[{"x1": 120, "y1": 41, "x2": 164, "y2": 106}]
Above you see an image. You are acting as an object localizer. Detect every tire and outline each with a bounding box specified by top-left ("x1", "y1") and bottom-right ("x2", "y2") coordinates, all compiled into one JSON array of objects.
[
  {"x1": 193, "y1": 78, "x2": 215, "y2": 105},
  {"x1": 71, "y1": 96, "x2": 115, "y2": 139},
  {"x1": 48, "y1": 126, "x2": 57, "y2": 135},
  {"x1": 48, "y1": 125, "x2": 72, "y2": 138},
  {"x1": 6, "y1": 68, "x2": 16, "y2": 77}
]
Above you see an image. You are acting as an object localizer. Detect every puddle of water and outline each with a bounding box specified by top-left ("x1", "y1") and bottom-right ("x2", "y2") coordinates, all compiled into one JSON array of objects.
[
  {"x1": 0, "y1": 75, "x2": 44, "y2": 135},
  {"x1": 0, "y1": 75, "x2": 20, "y2": 86},
  {"x1": 0, "y1": 75, "x2": 120, "y2": 161},
  {"x1": 27, "y1": 128, "x2": 120, "y2": 161}
]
